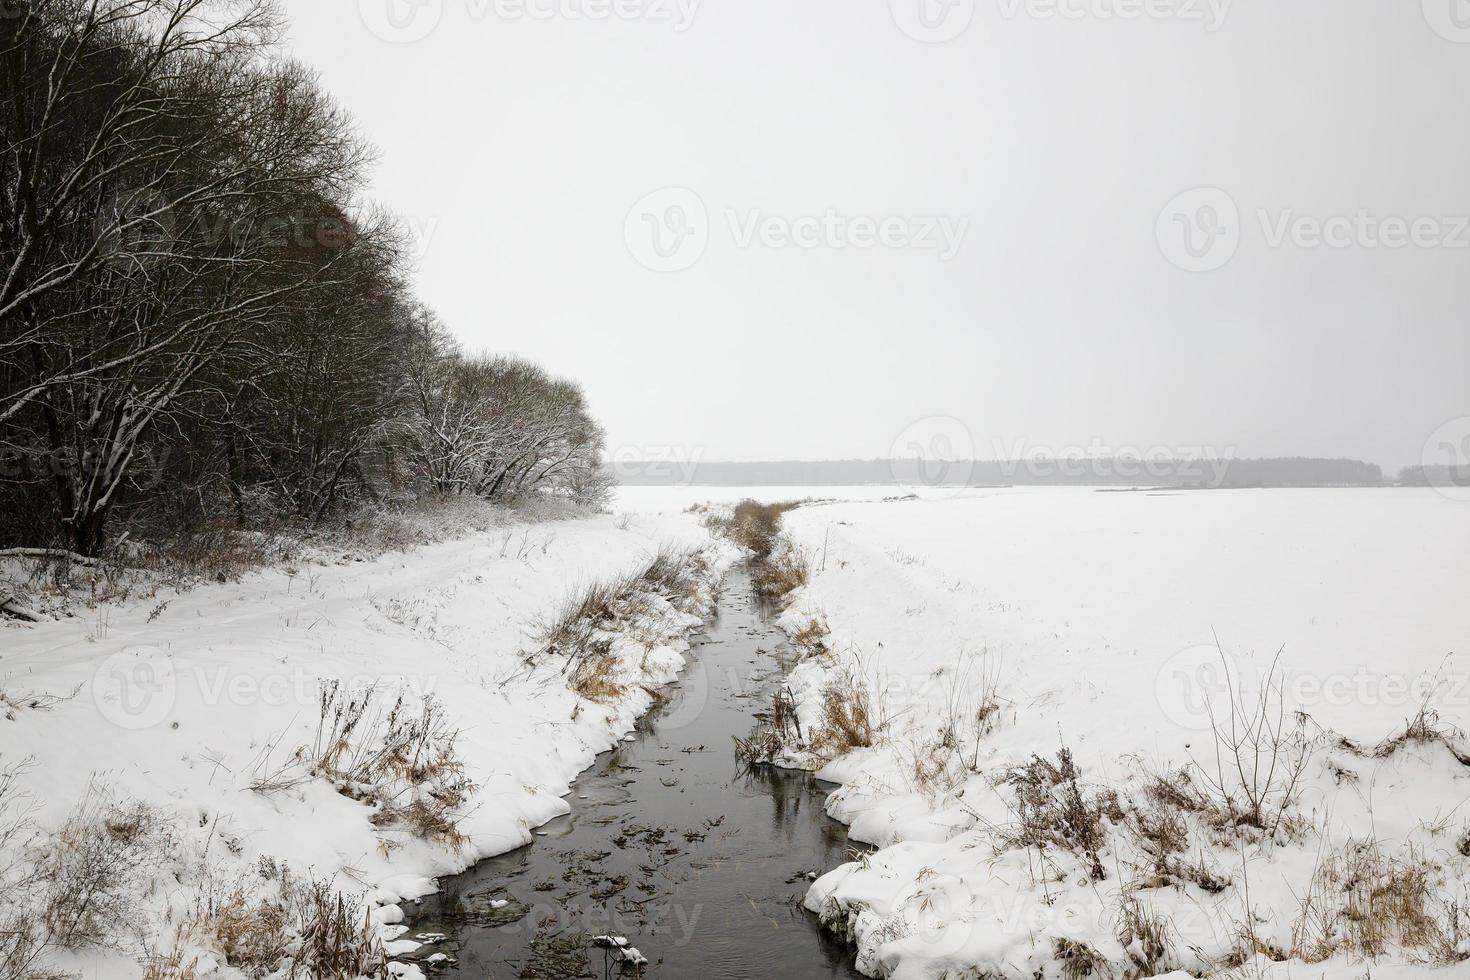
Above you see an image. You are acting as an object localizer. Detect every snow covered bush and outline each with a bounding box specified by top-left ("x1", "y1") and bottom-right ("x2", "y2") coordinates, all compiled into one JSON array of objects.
[
  {"x1": 1005, "y1": 748, "x2": 1112, "y2": 883},
  {"x1": 809, "y1": 670, "x2": 878, "y2": 759},
  {"x1": 191, "y1": 863, "x2": 385, "y2": 979},
  {"x1": 537, "y1": 544, "x2": 715, "y2": 705},
  {"x1": 752, "y1": 538, "x2": 811, "y2": 605},
  {"x1": 31, "y1": 791, "x2": 176, "y2": 952},
  {"x1": 0, "y1": 781, "x2": 178, "y2": 980},
  {"x1": 251, "y1": 683, "x2": 476, "y2": 852}
]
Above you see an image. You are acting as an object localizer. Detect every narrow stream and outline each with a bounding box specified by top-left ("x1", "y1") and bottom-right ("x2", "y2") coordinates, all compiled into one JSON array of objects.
[{"x1": 403, "y1": 564, "x2": 865, "y2": 978}]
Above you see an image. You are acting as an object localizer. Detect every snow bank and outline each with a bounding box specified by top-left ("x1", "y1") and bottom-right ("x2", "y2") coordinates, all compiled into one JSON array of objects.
[
  {"x1": 771, "y1": 488, "x2": 1470, "y2": 979},
  {"x1": 0, "y1": 509, "x2": 732, "y2": 978}
]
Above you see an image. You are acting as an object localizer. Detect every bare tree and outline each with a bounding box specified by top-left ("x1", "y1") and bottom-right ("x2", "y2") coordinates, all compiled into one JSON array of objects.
[{"x1": 0, "y1": 0, "x2": 616, "y2": 560}]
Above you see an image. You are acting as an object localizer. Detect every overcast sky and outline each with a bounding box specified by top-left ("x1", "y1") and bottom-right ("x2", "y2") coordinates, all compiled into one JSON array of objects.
[{"x1": 281, "y1": 0, "x2": 1470, "y2": 471}]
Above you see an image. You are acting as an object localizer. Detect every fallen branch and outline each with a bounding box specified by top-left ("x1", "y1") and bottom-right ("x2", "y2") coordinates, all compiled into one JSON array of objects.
[
  {"x1": 0, "y1": 596, "x2": 48, "y2": 622},
  {"x1": 0, "y1": 548, "x2": 103, "y2": 568}
]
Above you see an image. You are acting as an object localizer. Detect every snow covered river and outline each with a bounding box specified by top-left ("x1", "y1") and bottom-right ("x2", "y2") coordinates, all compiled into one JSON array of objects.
[{"x1": 403, "y1": 565, "x2": 865, "y2": 977}]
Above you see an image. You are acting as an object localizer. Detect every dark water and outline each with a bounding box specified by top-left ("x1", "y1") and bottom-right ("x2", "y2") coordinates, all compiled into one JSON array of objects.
[{"x1": 402, "y1": 565, "x2": 865, "y2": 979}]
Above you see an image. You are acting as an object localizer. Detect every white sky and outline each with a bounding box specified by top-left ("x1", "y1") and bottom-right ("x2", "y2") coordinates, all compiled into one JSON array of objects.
[{"x1": 281, "y1": 0, "x2": 1470, "y2": 471}]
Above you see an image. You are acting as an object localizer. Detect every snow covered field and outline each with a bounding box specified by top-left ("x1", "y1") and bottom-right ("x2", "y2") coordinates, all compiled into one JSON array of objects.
[
  {"x1": 614, "y1": 484, "x2": 932, "y2": 513},
  {"x1": 0, "y1": 508, "x2": 728, "y2": 979},
  {"x1": 6, "y1": 486, "x2": 1467, "y2": 980},
  {"x1": 762, "y1": 487, "x2": 1470, "y2": 979}
]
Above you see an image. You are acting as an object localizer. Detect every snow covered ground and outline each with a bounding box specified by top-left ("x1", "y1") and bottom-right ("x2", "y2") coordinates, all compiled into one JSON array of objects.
[
  {"x1": 7, "y1": 485, "x2": 1467, "y2": 980},
  {"x1": 763, "y1": 487, "x2": 1470, "y2": 979},
  {"x1": 0, "y1": 508, "x2": 728, "y2": 979}
]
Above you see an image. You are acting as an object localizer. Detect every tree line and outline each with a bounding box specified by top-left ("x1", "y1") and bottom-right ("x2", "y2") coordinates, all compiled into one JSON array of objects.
[
  {"x1": 618, "y1": 457, "x2": 1391, "y2": 488},
  {"x1": 0, "y1": 0, "x2": 610, "y2": 558}
]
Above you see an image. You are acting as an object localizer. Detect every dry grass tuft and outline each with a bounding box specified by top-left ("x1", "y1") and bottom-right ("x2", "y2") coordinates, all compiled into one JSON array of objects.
[
  {"x1": 1122, "y1": 767, "x2": 1229, "y2": 893},
  {"x1": 198, "y1": 863, "x2": 385, "y2": 978},
  {"x1": 1290, "y1": 838, "x2": 1467, "y2": 964},
  {"x1": 702, "y1": 499, "x2": 802, "y2": 558},
  {"x1": 1053, "y1": 937, "x2": 1110, "y2": 980},
  {"x1": 569, "y1": 650, "x2": 624, "y2": 704},
  {"x1": 535, "y1": 544, "x2": 711, "y2": 704},
  {"x1": 251, "y1": 683, "x2": 476, "y2": 851},
  {"x1": 789, "y1": 616, "x2": 831, "y2": 660},
  {"x1": 0, "y1": 783, "x2": 174, "y2": 980},
  {"x1": 140, "y1": 951, "x2": 199, "y2": 980},
  {"x1": 1006, "y1": 748, "x2": 1109, "y2": 882},
  {"x1": 1117, "y1": 896, "x2": 1176, "y2": 977},
  {"x1": 639, "y1": 545, "x2": 711, "y2": 612},
  {"x1": 752, "y1": 540, "x2": 811, "y2": 605},
  {"x1": 810, "y1": 670, "x2": 876, "y2": 759},
  {"x1": 33, "y1": 792, "x2": 175, "y2": 950},
  {"x1": 735, "y1": 687, "x2": 803, "y2": 765},
  {"x1": 1373, "y1": 705, "x2": 1467, "y2": 759}
]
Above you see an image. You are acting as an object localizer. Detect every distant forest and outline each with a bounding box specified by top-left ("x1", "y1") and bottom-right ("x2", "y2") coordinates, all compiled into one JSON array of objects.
[{"x1": 619, "y1": 457, "x2": 1402, "y2": 488}]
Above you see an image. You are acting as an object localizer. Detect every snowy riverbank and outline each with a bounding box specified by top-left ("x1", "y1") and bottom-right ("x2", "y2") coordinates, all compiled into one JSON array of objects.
[
  {"x1": 767, "y1": 488, "x2": 1470, "y2": 979},
  {"x1": 0, "y1": 507, "x2": 731, "y2": 979}
]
